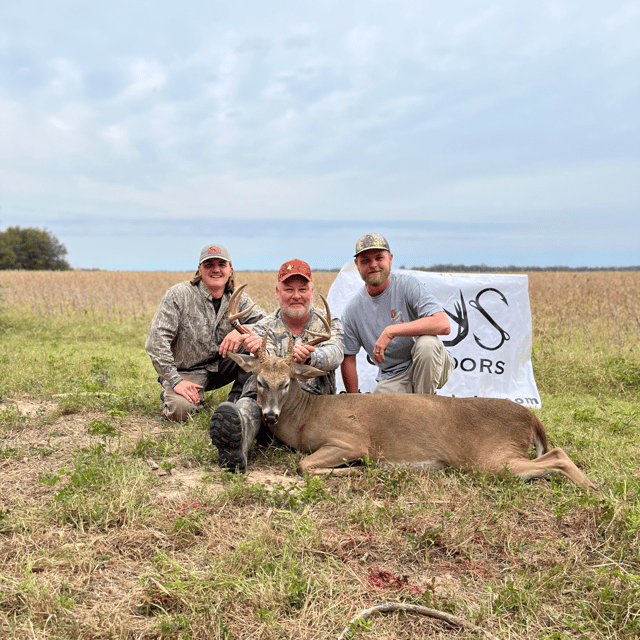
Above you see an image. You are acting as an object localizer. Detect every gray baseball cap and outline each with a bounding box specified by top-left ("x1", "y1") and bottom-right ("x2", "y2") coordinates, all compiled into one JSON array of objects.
[
  {"x1": 199, "y1": 244, "x2": 232, "y2": 265},
  {"x1": 354, "y1": 233, "x2": 390, "y2": 257}
]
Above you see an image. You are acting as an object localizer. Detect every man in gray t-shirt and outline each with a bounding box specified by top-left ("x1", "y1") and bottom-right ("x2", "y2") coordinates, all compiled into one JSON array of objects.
[{"x1": 341, "y1": 233, "x2": 453, "y2": 395}]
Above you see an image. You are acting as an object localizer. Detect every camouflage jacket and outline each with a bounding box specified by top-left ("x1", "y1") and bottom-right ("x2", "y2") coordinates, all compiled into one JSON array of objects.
[
  {"x1": 251, "y1": 306, "x2": 344, "y2": 395},
  {"x1": 145, "y1": 280, "x2": 266, "y2": 388}
]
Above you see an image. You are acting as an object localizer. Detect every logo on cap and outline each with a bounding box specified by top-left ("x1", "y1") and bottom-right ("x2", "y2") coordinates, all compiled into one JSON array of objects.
[
  {"x1": 278, "y1": 259, "x2": 313, "y2": 282},
  {"x1": 199, "y1": 243, "x2": 231, "y2": 265}
]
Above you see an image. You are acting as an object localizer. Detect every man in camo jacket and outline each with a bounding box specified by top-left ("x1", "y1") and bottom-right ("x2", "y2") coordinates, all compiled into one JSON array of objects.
[
  {"x1": 145, "y1": 243, "x2": 266, "y2": 422},
  {"x1": 210, "y1": 258, "x2": 344, "y2": 473}
]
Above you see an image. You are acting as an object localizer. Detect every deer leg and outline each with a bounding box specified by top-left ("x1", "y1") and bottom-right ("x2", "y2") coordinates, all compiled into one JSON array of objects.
[
  {"x1": 386, "y1": 461, "x2": 447, "y2": 471},
  {"x1": 297, "y1": 444, "x2": 367, "y2": 476},
  {"x1": 505, "y1": 447, "x2": 597, "y2": 492}
]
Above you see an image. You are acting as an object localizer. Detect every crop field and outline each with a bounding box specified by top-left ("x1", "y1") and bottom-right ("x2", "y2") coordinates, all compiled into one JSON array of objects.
[{"x1": 0, "y1": 269, "x2": 639, "y2": 639}]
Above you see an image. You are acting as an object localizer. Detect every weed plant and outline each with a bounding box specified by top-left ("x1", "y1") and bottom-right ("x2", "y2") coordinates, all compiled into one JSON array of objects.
[{"x1": 0, "y1": 270, "x2": 638, "y2": 639}]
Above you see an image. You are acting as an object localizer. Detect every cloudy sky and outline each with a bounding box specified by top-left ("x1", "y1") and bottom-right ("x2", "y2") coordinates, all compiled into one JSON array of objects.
[{"x1": 1, "y1": 1, "x2": 638, "y2": 271}]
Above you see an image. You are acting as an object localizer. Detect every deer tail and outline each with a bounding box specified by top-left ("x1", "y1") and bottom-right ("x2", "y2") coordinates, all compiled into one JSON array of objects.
[{"x1": 531, "y1": 413, "x2": 549, "y2": 457}]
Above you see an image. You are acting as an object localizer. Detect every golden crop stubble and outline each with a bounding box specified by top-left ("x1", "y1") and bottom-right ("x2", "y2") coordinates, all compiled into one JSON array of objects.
[
  {"x1": 0, "y1": 270, "x2": 340, "y2": 321},
  {"x1": 0, "y1": 270, "x2": 193, "y2": 321},
  {"x1": 3, "y1": 270, "x2": 638, "y2": 357},
  {"x1": 528, "y1": 271, "x2": 640, "y2": 356}
]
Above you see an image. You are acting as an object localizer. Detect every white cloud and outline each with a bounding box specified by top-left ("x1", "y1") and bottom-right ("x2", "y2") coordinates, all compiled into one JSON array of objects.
[
  {"x1": 116, "y1": 58, "x2": 167, "y2": 102},
  {"x1": 98, "y1": 124, "x2": 136, "y2": 157},
  {"x1": 1, "y1": 0, "x2": 638, "y2": 269},
  {"x1": 47, "y1": 101, "x2": 96, "y2": 133},
  {"x1": 43, "y1": 57, "x2": 83, "y2": 97}
]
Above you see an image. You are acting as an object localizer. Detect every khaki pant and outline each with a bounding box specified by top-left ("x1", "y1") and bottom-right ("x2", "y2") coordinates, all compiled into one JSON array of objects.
[{"x1": 373, "y1": 335, "x2": 453, "y2": 395}]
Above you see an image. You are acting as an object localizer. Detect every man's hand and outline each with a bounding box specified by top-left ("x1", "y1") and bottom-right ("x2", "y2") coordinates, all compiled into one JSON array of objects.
[
  {"x1": 238, "y1": 334, "x2": 315, "y2": 363},
  {"x1": 372, "y1": 327, "x2": 394, "y2": 364},
  {"x1": 239, "y1": 331, "x2": 262, "y2": 356},
  {"x1": 173, "y1": 380, "x2": 203, "y2": 405},
  {"x1": 292, "y1": 343, "x2": 315, "y2": 364},
  {"x1": 219, "y1": 329, "x2": 245, "y2": 358}
]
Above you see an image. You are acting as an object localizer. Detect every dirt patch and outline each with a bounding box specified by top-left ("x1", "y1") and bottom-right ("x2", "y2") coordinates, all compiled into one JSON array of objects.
[
  {"x1": 153, "y1": 466, "x2": 304, "y2": 501},
  {"x1": 0, "y1": 398, "x2": 302, "y2": 513}
]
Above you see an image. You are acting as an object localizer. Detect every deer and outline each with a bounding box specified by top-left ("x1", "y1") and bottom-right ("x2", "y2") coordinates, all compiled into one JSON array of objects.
[{"x1": 225, "y1": 285, "x2": 597, "y2": 492}]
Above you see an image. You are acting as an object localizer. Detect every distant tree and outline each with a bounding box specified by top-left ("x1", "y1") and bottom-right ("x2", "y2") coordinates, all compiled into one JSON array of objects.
[
  {"x1": 0, "y1": 227, "x2": 71, "y2": 270},
  {"x1": 0, "y1": 234, "x2": 17, "y2": 269}
]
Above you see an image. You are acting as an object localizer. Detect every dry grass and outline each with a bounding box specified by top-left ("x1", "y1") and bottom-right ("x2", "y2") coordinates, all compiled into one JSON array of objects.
[
  {"x1": 528, "y1": 271, "x2": 640, "y2": 358},
  {"x1": 2, "y1": 268, "x2": 638, "y2": 334},
  {"x1": 0, "y1": 269, "x2": 639, "y2": 639},
  {"x1": 0, "y1": 270, "x2": 340, "y2": 321}
]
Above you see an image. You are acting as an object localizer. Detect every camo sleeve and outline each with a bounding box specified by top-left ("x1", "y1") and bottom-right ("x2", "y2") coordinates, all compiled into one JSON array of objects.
[{"x1": 251, "y1": 307, "x2": 344, "y2": 395}]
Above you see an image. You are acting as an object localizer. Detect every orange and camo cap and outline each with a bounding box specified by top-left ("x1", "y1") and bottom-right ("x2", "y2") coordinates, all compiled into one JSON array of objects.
[{"x1": 278, "y1": 259, "x2": 313, "y2": 282}]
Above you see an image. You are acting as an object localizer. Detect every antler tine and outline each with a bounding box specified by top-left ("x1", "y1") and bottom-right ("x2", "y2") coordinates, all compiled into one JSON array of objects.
[
  {"x1": 301, "y1": 294, "x2": 332, "y2": 347},
  {"x1": 283, "y1": 335, "x2": 295, "y2": 365},
  {"x1": 228, "y1": 283, "x2": 255, "y2": 335},
  {"x1": 258, "y1": 331, "x2": 270, "y2": 363}
]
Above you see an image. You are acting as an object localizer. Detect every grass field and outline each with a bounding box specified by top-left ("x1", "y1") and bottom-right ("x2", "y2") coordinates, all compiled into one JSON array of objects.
[{"x1": 0, "y1": 269, "x2": 639, "y2": 639}]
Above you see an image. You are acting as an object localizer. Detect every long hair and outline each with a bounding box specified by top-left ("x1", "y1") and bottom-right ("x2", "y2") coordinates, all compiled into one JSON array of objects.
[{"x1": 190, "y1": 268, "x2": 235, "y2": 293}]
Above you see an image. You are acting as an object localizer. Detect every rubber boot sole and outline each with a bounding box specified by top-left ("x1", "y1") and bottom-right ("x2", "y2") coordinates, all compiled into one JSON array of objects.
[{"x1": 210, "y1": 402, "x2": 246, "y2": 473}]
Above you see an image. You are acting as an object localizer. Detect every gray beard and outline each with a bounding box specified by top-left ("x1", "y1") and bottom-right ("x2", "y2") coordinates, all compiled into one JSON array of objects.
[{"x1": 281, "y1": 304, "x2": 311, "y2": 319}]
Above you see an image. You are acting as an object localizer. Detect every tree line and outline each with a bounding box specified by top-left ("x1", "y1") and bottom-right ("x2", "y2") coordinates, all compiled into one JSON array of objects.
[
  {"x1": 411, "y1": 264, "x2": 640, "y2": 273},
  {"x1": 1, "y1": 226, "x2": 637, "y2": 272},
  {"x1": 0, "y1": 227, "x2": 71, "y2": 270}
]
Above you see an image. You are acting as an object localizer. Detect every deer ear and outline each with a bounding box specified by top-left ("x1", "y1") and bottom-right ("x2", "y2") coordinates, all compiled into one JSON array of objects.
[
  {"x1": 227, "y1": 352, "x2": 259, "y2": 373},
  {"x1": 290, "y1": 363, "x2": 326, "y2": 380}
]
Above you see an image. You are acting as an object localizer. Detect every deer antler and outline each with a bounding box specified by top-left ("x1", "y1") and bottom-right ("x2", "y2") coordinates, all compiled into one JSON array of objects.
[
  {"x1": 268, "y1": 294, "x2": 332, "y2": 365},
  {"x1": 229, "y1": 285, "x2": 332, "y2": 364},
  {"x1": 228, "y1": 284, "x2": 255, "y2": 335},
  {"x1": 281, "y1": 294, "x2": 333, "y2": 365},
  {"x1": 300, "y1": 294, "x2": 332, "y2": 347},
  {"x1": 229, "y1": 284, "x2": 270, "y2": 362}
]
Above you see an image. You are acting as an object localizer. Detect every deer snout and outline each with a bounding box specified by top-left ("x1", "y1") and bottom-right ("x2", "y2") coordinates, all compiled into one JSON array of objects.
[{"x1": 263, "y1": 411, "x2": 279, "y2": 426}]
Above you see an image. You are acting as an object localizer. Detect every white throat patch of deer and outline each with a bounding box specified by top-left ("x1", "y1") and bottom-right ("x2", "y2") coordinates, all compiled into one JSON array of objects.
[{"x1": 226, "y1": 285, "x2": 596, "y2": 491}]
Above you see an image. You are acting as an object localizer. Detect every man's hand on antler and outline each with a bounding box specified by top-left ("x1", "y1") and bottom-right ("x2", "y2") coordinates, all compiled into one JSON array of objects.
[
  {"x1": 219, "y1": 329, "x2": 246, "y2": 357},
  {"x1": 292, "y1": 343, "x2": 315, "y2": 364},
  {"x1": 238, "y1": 331, "x2": 261, "y2": 356}
]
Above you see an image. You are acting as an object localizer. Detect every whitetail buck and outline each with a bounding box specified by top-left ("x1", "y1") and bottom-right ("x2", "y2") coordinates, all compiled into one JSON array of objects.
[{"x1": 227, "y1": 285, "x2": 597, "y2": 491}]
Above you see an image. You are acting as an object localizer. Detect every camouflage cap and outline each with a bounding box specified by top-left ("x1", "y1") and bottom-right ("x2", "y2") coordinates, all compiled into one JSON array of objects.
[
  {"x1": 354, "y1": 233, "x2": 390, "y2": 257},
  {"x1": 199, "y1": 244, "x2": 232, "y2": 265}
]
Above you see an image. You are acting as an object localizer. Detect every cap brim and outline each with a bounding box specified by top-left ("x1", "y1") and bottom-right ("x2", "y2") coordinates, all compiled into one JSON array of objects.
[{"x1": 200, "y1": 256, "x2": 231, "y2": 264}]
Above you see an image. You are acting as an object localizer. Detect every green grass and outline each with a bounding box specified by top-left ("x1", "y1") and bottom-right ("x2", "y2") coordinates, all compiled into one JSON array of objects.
[{"x1": 1, "y1": 299, "x2": 639, "y2": 639}]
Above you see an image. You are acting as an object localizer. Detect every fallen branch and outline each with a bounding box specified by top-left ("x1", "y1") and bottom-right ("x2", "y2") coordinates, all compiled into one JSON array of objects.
[{"x1": 337, "y1": 601, "x2": 499, "y2": 640}]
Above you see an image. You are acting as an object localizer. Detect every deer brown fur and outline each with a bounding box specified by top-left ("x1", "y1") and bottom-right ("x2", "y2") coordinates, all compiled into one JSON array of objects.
[{"x1": 226, "y1": 286, "x2": 597, "y2": 491}]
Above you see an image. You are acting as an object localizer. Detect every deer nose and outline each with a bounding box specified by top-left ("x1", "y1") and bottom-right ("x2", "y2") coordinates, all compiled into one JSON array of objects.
[{"x1": 264, "y1": 411, "x2": 279, "y2": 425}]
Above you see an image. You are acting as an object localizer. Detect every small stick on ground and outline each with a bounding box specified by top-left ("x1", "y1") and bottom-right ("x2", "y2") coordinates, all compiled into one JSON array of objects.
[{"x1": 337, "y1": 601, "x2": 500, "y2": 640}]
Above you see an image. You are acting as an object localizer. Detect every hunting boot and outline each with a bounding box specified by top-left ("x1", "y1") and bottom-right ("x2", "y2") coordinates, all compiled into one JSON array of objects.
[{"x1": 209, "y1": 397, "x2": 262, "y2": 473}]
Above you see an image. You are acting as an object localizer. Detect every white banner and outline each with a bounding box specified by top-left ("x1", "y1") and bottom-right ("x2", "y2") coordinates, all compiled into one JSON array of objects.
[{"x1": 327, "y1": 263, "x2": 541, "y2": 408}]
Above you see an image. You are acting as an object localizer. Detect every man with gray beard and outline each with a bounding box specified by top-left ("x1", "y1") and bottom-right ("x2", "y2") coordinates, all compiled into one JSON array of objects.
[{"x1": 209, "y1": 258, "x2": 344, "y2": 473}]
